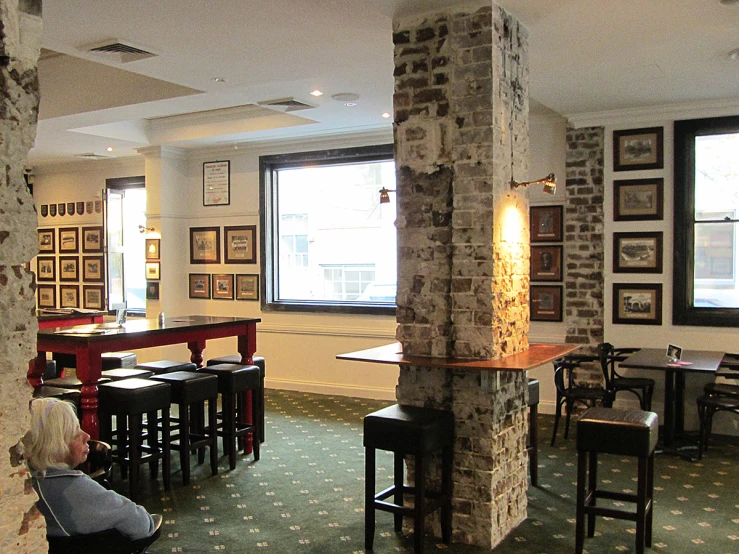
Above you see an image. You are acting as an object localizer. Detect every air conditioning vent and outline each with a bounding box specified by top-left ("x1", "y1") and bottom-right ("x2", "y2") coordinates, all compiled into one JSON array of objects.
[
  {"x1": 257, "y1": 97, "x2": 317, "y2": 112},
  {"x1": 85, "y1": 40, "x2": 157, "y2": 63},
  {"x1": 75, "y1": 153, "x2": 110, "y2": 160}
]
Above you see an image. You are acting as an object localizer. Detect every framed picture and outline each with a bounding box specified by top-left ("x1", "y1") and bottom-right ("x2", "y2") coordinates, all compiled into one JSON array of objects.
[
  {"x1": 145, "y1": 261, "x2": 161, "y2": 280},
  {"x1": 530, "y1": 205, "x2": 563, "y2": 242},
  {"x1": 530, "y1": 285, "x2": 563, "y2": 322},
  {"x1": 58, "y1": 256, "x2": 79, "y2": 282},
  {"x1": 613, "y1": 232, "x2": 663, "y2": 273},
  {"x1": 83, "y1": 256, "x2": 105, "y2": 282},
  {"x1": 188, "y1": 273, "x2": 211, "y2": 299},
  {"x1": 530, "y1": 245, "x2": 563, "y2": 281},
  {"x1": 38, "y1": 284, "x2": 56, "y2": 308},
  {"x1": 145, "y1": 238, "x2": 160, "y2": 260},
  {"x1": 224, "y1": 225, "x2": 257, "y2": 264},
  {"x1": 203, "y1": 160, "x2": 230, "y2": 206},
  {"x1": 58, "y1": 227, "x2": 79, "y2": 253},
  {"x1": 146, "y1": 281, "x2": 160, "y2": 300},
  {"x1": 190, "y1": 227, "x2": 221, "y2": 264},
  {"x1": 613, "y1": 127, "x2": 664, "y2": 171},
  {"x1": 236, "y1": 274, "x2": 259, "y2": 301},
  {"x1": 82, "y1": 285, "x2": 105, "y2": 310},
  {"x1": 613, "y1": 178, "x2": 664, "y2": 221},
  {"x1": 212, "y1": 273, "x2": 234, "y2": 300},
  {"x1": 81, "y1": 226, "x2": 104, "y2": 253},
  {"x1": 36, "y1": 256, "x2": 56, "y2": 282},
  {"x1": 59, "y1": 284, "x2": 80, "y2": 308},
  {"x1": 613, "y1": 283, "x2": 663, "y2": 325},
  {"x1": 38, "y1": 228, "x2": 55, "y2": 253}
]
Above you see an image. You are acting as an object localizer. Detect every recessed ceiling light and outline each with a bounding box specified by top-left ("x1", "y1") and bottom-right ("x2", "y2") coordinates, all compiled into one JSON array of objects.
[
  {"x1": 382, "y1": 112, "x2": 391, "y2": 119},
  {"x1": 212, "y1": 77, "x2": 227, "y2": 83},
  {"x1": 720, "y1": 0, "x2": 739, "y2": 5},
  {"x1": 106, "y1": 146, "x2": 114, "y2": 152},
  {"x1": 331, "y1": 92, "x2": 360, "y2": 102},
  {"x1": 344, "y1": 102, "x2": 357, "y2": 107},
  {"x1": 310, "y1": 89, "x2": 323, "y2": 97}
]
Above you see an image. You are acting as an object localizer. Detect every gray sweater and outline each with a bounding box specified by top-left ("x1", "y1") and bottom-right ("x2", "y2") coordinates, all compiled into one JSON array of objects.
[{"x1": 33, "y1": 467, "x2": 155, "y2": 539}]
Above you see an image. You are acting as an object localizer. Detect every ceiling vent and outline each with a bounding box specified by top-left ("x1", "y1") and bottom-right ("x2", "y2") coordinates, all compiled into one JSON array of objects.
[
  {"x1": 85, "y1": 40, "x2": 157, "y2": 63},
  {"x1": 257, "y1": 97, "x2": 317, "y2": 112},
  {"x1": 75, "y1": 153, "x2": 110, "y2": 160}
]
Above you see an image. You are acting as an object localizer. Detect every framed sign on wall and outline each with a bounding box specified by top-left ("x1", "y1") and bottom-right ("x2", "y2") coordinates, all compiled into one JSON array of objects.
[{"x1": 203, "y1": 160, "x2": 230, "y2": 206}]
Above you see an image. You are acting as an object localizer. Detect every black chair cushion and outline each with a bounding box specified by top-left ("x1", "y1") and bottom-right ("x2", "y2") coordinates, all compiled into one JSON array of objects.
[
  {"x1": 101, "y1": 352, "x2": 138, "y2": 370},
  {"x1": 135, "y1": 360, "x2": 197, "y2": 375},
  {"x1": 577, "y1": 407, "x2": 658, "y2": 458},
  {"x1": 364, "y1": 404, "x2": 454, "y2": 455},
  {"x1": 527, "y1": 378, "x2": 540, "y2": 406},
  {"x1": 697, "y1": 394, "x2": 739, "y2": 410},
  {"x1": 207, "y1": 355, "x2": 265, "y2": 380},
  {"x1": 44, "y1": 376, "x2": 112, "y2": 389},
  {"x1": 44, "y1": 360, "x2": 57, "y2": 380},
  {"x1": 705, "y1": 383, "x2": 739, "y2": 397},
  {"x1": 198, "y1": 363, "x2": 260, "y2": 393},
  {"x1": 32, "y1": 386, "x2": 81, "y2": 404},
  {"x1": 101, "y1": 368, "x2": 153, "y2": 381},
  {"x1": 98, "y1": 378, "x2": 170, "y2": 414},
  {"x1": 151, "y1": 371, "x2": 218, "y2": 404}
]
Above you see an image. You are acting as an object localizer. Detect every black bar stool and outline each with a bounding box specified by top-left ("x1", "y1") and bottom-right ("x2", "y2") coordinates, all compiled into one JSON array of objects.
[
  {"x1": 101, "y1": 352, "x2": 138, "y2": 370},
  {"x1": 527, "y1": 377, "x2": 540, "y2": 486},
  {"x1": 101, "y1": 368, "x2": 153, "y2": 381},
  {"x1": 135, "y1": 360, "x2": 197, "y2": 375}
]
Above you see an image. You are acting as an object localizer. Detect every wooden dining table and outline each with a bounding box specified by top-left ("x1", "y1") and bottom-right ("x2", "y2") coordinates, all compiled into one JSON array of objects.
[{"x1": 29, "y1": 315, "x2": 260, "y2": 440}]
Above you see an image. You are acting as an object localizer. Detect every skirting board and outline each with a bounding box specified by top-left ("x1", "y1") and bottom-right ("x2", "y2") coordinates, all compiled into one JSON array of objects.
[{"x1": 265, "y1": 378, "x2": 396, "y2": 401}]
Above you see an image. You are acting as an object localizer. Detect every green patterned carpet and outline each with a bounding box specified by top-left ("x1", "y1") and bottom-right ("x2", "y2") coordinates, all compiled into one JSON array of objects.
[{"x1": 114, "y1": 390, "x2": 739, "y2": 553}]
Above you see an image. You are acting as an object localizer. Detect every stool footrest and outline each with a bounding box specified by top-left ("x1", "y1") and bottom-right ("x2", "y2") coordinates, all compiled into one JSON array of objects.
[
  {"x1": 374, "y1": 485, "x2": 448, "y2": 517},
  {"x1": 583, "y1": 502, "x2": 651, "y2": 523},
  {"x1": 588, "y1": 489, "x2": 639, "y2": 504}
]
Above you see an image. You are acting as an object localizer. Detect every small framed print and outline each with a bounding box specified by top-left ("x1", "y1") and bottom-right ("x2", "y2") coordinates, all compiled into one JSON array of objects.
[
  {"x1": 58, "y1": 256, "x2": 79, "y2": 282},
  {"x1": 146, "y1": 281, "x2": 160, "y2": 300},
  {"x1": 203, "y1": 160, "x2": 230, "y2": 206},
  {"x1": 613, "y1": 283, "x2": 663, "y2": 326},
  {"x1": 236, "y1": 274, "x2": 259, "y2": 301},
  {"x1": 59, "y1": 227, "x2": 79, "y2": 253},
  {"x1": 190, "y1": 227, "x2": 221, "y2": 264},
  {"x1": 666, "y1": 344, "x2": 683, "y2": 363},
  {"x1": 36, "y1": 256, "x2": 56, "y2": 282},
  {"x1": 83, "y1": 256, "x2": 105, "y2": 282},
  {"x1": 613, "y1": 232, "x2": 663, "y2": 274},
  {"x1": 82, "y1": 285, "x2": 105, "y2": 310},
  {"x1": 530, "y1": 245, "x2": 563, "y2": 281},
  {"x1": 224, "y1": 225, "x2": 257, "y2": 264},
  {"x1": 145, "y1": 238, "x2": 160, "y2": 260},
  {"x1": 38, "y1": 284, "x2": 56, "y2": 308},
  {"x1": 59, "y1": 284, "x2": 79, "y2": 308},
  {"x1": 188, "y1": 273, "x2": 211, "y2": 299},
  {"x1": 530, "y1": 205, "x2": 563, "y2": 242},
  {"x1": 212, "y1": 273, "x2": 234, "y2": 300},
  {"x1": 613, "y1": 178, "x2": 664, "y2": 221},
  {"x1": 613, "y1": 127, "x2": 664, "y2": 171},
  {"x1": 38, "y1": 228, "x2": 55, "y2": 253},
  {"x1": 82, "y1": 226, "x2": 104, "y2": 253},
  {"x1": 145, "y1": 261, "x2": 161, "y2": 280},
  {"x1": 530, "y1": 285, "x2": 563, "y2": 322}
]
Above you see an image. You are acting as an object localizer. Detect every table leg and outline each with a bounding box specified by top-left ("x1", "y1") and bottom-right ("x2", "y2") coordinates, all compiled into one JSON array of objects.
[
  {"x1": 188, "y1": 340, "x2": 206, "y2": 367},
  {"x1": 76, "y1": 346, "x2": 103, "y2": 440},
  {"x1": 28, "y1": 351, "x2": 47, "y2": 389},
  {"x1": 675, "y1": 371, "x2": 686, "y2": 438},
  {"x1": 662, "y1": 370, "x2": 676, "y2": 447}
]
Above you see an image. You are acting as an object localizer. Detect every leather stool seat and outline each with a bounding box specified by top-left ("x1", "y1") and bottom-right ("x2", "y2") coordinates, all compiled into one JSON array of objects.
[
  {"x1": 102, "y1": 368, "x2": 154, "y2": 381},
  {"x1": 135, "y1": 360, "x2": 197, "y2": 375},
  {"x1": 44, "y1": 360, "x2": 57, "y2": 380},
  {"x1": 704, "y1": 382, "x2": 739, "y2": 398},
  {"x1": 102, "y1": 352, "x2": 138, "y2": 370},
  {"x1": 527, "y1": 378, "x2": 540, "y2": 486},
  {"x1": 44, "y1": 376, "x2": 112, "y2": 389},
  {"x1": 32, "y1": 386, "x2": 81, "y2": 409}
]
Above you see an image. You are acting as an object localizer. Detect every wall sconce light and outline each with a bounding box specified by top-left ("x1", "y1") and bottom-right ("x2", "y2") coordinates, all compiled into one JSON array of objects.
[
  {"x1": 379, "y1": 187, "x2": 396, "y2": 204},
  {"x1": 138, "y1": 225, "x2": 155, "y2": 234},
  {"x1": 510, "y1": 173, "x2": 557, "y2": 195}
]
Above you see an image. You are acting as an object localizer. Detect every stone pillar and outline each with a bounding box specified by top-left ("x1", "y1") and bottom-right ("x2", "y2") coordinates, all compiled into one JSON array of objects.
[
  {"x1": 0, "y1": 0, "x2": 47, "y2": 551},
  {"x1": 392, "y1": 2, "x2": 529, "y2": 548}
]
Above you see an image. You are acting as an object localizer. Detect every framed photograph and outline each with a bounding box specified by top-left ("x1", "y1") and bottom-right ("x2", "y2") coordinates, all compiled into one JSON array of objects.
[
  {"x1": 188, "y1": 273, "x2": 211, "y2": 299},
  {"x1": 613, "y1": 283, "x2": 663, "y2": 325},
  {"x1": 530, "y1": 245, "x2": 563, "y2": 281},
  {"x1": 613, "y1": 127, "x2": 664, "y2": 171},
  {"x1": 58, "y1": 256, "x2": 79, "y2": 282},
  {"x1": 83, "y1": 256, "x2": 105, "y2": 282},
  {"x1": 666, "y1": 344, "x2": 683, "y2": 362},
  {"x1": 38, "y1": 284, "x2": 56, "y2": 308},
  {"x1": 203, "y1": 160, "x2": 230, "y2": 206},
  {"x1": 82, "y1": 285, "x2": 105, "y2": 310},
  {"x1": 212, "y1": 273, "x2": 234, "y2": 300},
  {"x1": 224, "y1": 225, "x2": 257, "y2": 264},
  {"x1": 190, "y1": 227, "x2": 221, "y2": 264},
  {"x1": 236, "y1": 274, "x2": 260, "y2": 301},
  {"x1": 145, "y1": 261, "x2": 161, "y2": 280},
  {"x1": 36, "y1": 256, "x2": 56, "y2": 282},
  {"x1": 38, "y1": 228, "x2": 55, "y2": 253},
  {"x1": 530, "y1": 205, "x2": 563, "y2": 242},
  {"x1": 613, "y1": 232, "x2": 663, "y2": 273},
  {"x1": 614, "y1": 178, "x2": 664, "y2": 221},
  {"x1": 58, "y1": 227, "x2": 79, "y2": 253},
  {"x1": 146, "y1": 281, "x2": 160, "y2": 300},
  {"x1": 82, "y1": 226, "x2": 104, "y2": 253},
  {"x1": 145, "y1": 238, "x2": 160, "y2": 260},
  {"x1": 59, "y1": 284, "x2": 80, "y2": 308},
  {"x1": 530, "y1": 285, "x2": 563, "y2": 322}
]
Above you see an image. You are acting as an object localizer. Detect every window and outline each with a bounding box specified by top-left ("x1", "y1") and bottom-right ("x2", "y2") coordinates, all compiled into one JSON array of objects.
[
  {"x1": 674, "y1": 115, "x2": 739, "y2": 326},
  {"x1": 260, "y1": 145, "x2": 396, "y2": 314}
]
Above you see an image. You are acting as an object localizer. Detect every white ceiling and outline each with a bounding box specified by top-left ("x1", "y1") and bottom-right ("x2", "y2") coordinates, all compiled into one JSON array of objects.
[{"x1": 30, "y1": 0, "x2": 739, "y2": 168}]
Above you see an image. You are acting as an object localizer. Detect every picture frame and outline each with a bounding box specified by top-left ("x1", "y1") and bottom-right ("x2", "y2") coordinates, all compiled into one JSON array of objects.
[
  {"x1": 145, "y1": 238, "x2": 160, "y2": 260},
  {"x1": 59, "y1": 284, "x2": 80, "y2": 308},
  {"x1": 38, "y1": 284, "x2": 56, "y2": 308},
  {"x1": 83, "y1": 256, "x2": 105, "y2": 282},
  {"x1": 530, "y1": 285, "x2": 563, "y2": 322},
  {"x1": 666, "y1": 344, "x2": 683, "y2": 362},
  {"x1": 58, "y1": 256, "x2": 79, "y2": 282},
  {"x1": 36, "y1": 256, "x2": 56, "y2": 282},
  {"x1": 530, "y1": 245, "x2": 563, "y2": 281},
  {"x1": 58, "y1": 227, "x2": 79, "y2": 253},
  {"x1": 613, "y1": 232, "x2": 663, "y2": 273},
  {"x1": 236, "y1": 274, "x2": 260, "y2": 301},
  {"x1": 82, "y1": 285, "x2": 105, "y2": 310},
  {"x1": 145, "y1": 261, "x2": 161, "y2": 280},
  {"x1": 530, "y1": 205, "x2": 563, "y2": 242},
  {"x1": 613, "y1": 283, "x2": 663, "y2": 325},
  {"x1": 38, "y1": 228, "x2": 55, "y2": 253},
  {"x1": 189, "y1": 227, "x2": 221, "y2": 264},
  {"x1": 188, "y1": 273, "x2": 211, "y2": 299},
  {"x1": 613, "y1": 178, "x2": 664, "y2": 221},
  {"x1": 212, "y1": 273, "x2": 234, "y2": 300},
  {"x1": 146, "y1": 281, "x2": 160, "y2": 300},
  {"x1": 613, "y1": 127, "x2": 664, "y2": 171},
  {"x1": 203, "y1": 160, "x2": 230, "y2": 206},
  {"x1": 224, "y1": 225, "x2": 257, "y2": 264},
  {"x1": 82, "y1": 226, "x2": 104, "y2": 253}
]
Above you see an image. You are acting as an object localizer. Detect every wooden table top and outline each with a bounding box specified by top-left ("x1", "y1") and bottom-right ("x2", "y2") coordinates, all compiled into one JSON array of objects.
[{"x1": 620, "y1": 348, "x2": 724, "y2": 374}]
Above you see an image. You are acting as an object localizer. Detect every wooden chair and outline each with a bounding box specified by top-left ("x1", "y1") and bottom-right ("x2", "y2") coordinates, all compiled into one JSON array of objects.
[
  {"x1": 47, "y1": 514, "x2": 162, "y2": 554},
  {"x1": 599, "y1": 343, "x2": 655, "y2": 410}
]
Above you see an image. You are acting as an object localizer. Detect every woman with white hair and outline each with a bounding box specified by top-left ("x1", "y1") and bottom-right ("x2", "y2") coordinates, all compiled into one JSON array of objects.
[{"x1": 24, "y1": 398, "x2": 157, "y2": 539}]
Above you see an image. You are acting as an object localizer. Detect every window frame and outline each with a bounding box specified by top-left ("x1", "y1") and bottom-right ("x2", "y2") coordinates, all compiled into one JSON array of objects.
[
  {"x1": 673, "y1": 115, "x2": 739, "y2": 326},
  {"x1": 259, "y1": 144, "x2": 396, "y2": 315}
]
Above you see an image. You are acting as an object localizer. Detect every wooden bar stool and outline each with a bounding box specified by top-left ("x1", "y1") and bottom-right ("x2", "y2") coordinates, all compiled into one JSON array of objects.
[
  {"x1": 527, "y1": 377, "x2": 540, "y2": 486},
  {"x1": 101, "y1": 368, "x2": 153, "y2": 381},
  {"x1": 101, "y1": 352, "x2": 138, "y2": 370},
  {"x1": 135, "y1": 360, "x2": 197, "y2": 375}
]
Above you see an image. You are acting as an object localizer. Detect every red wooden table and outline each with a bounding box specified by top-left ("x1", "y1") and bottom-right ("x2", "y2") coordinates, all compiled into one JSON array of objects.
[{"x1": 38, "y1": 309, "x2": 106, "y2": 329}]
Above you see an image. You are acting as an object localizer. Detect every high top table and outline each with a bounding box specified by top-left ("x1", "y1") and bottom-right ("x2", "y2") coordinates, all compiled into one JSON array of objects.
[{"x1": 29, "y1": 315, "x2": 260, "y2": 440}]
